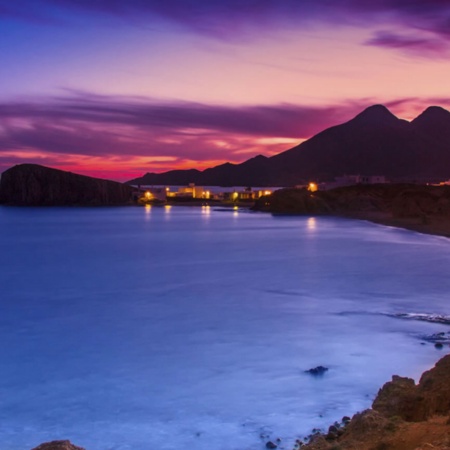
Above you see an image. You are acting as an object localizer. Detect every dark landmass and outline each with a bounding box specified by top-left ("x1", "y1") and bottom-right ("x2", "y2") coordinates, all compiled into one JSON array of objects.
[
  {"x1": 0, "y1": 164, "x2": 134, "y2": 206},
  {"x1": 253, "y1": 183, "x2": 450, "y2": 238},
  {"x1": 301, "y1": 354, "x2": 450, "y2": 450},
  {"x1": 128, "y1": 105, "x2": 450, "y2": 187},
  {"x1": 32, "y1": 355, "x2": 450, "y2": 450},
  {"x1": 31, "y1": 441, "x2": 84, "y2": 450}
]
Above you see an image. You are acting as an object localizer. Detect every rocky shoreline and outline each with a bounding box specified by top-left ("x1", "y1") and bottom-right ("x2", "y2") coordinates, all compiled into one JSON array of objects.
[
  {"x1": 297, "y1": 353, "x2": 450, "y2": 450},
  {"x1": 253, "y1": 184, "x2": 450, "y2": 239},
  {"x1": 31, "y1": 354, "x2": 450, "y2": 450}
]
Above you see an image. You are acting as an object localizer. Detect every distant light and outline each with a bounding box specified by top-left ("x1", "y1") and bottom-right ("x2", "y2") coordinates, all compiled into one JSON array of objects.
[
  {"x1": 307, "y1": 217, "x2": 316, "y2": 230},
  {"x1": 233, "y1": 205, "x2": 238, "y2": 210},
  {"x1": 308, "y1": 182, "x2": 318, "y2": 192},
  {"x1": 233, "y1": 192, "x2": 238, "y2": 200},
  {"x1": 264, "y1": 190, "x2": 272, "y2": 196},
  {"x1": 166, "y1": 187, "x2": 170, "y2": 191},
  {"x1": 145, "y1": 191, "x2": 152, "y2": 199}
]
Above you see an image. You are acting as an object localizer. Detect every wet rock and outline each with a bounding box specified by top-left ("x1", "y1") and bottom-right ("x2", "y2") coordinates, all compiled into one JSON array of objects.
[
  {"x1": 328, "y1": 425, "x2": 339, "y2": 435},
  {"x1": 305, "y1": 366, "x2": 329, "y2": 376},
  {"x1": 265, "y1": 441, "x2": 277, "y2": 449},
  {"x1": 435, "y1": 342, "x2": 444, "y2": 349},
  {"x1": 31, "y1": 441, "x2": 85, "y2": 450}
]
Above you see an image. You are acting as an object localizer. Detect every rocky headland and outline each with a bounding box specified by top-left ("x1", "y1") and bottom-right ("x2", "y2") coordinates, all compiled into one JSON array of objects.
[
  {"x1": 299, "y1": 354, "x2": 450, "y2": 450},
  {"x1": 253, "y1": 184, "x2": 450, "y2": 238},
  {"x1": 0, "y1": 164, "x2": 134, "y2": 206}
]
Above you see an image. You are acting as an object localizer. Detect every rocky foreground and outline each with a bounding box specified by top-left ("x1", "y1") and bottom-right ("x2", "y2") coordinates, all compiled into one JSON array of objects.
[
  {"x1": 0, "y1": 164, "x2": 134, "y2": 206},
  {"x1": 254, "y1": 184, "x2": 450, "y2": 238},
  {"x1": 31, "y1": 355, "x2": 450, "y2": 450},
  {"x1": 299, "y1": 354, "x2": 450, "y2": 450}
]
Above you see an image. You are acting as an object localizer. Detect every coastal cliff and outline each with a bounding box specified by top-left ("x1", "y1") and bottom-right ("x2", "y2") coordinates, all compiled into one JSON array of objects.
[
  {"x1": 301, "y1": 354, "x2": 450, "y2": 450},
  {"x1": 253, "y1": 184, "x2": 450, "y2": 237},
  {"x1": 0, "y1": 164, "x2": 134, "y2": 206}
]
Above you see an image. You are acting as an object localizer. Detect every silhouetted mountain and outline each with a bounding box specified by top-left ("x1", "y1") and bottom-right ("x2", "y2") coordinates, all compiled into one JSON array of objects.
[
  {"x1": 0, "y1": 164, "x2": 134, "y2": 206},
  {"x1": 128, "y1": 105, "x2": 450, "y2": 186}
]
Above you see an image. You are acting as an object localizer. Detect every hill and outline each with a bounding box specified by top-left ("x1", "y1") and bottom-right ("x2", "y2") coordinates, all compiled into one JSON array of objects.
[
  {"x1": 0, "y1": 164, "x2": 134, "y2": 206},
  {"x1": 128, "y1": 105, "x2": 450, "y2": 186},
  {"x1": 253, "y1": 183, "x2": 450, "y2": 237}
]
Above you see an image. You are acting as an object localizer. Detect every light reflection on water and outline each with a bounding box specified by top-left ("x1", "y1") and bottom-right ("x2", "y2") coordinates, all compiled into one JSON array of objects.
[{"x1": 0, "y1": 206, "x2": 449, "y2": 450}]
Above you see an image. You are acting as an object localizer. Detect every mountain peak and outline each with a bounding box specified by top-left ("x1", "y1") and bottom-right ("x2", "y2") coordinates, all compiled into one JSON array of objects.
[
  {"x1": 352, "y1": 104, "x2": 399, "y2": 125},
  {"x1": 413, "y1": 106, "x2": 450, "y2": 122}
]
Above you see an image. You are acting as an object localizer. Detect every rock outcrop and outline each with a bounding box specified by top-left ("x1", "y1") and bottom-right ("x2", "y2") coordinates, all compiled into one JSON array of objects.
[
  {"x1": 0, "y1": 164, "x2": 134, "y2": 206},
  {"x1": 31, "y1": 441, "x2": 85, "y2": 450},
  {"x1": 302, "y1": 354, "x2": 450, "y2": 450},
  {"x1": 253, "y1": 184, "x2": 450, "y2": 237}
]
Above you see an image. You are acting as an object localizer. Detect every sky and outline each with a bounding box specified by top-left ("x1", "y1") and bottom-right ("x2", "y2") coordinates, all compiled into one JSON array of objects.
[{"x1": 1, "y1": 0, "x2": 450, "y2": 181}]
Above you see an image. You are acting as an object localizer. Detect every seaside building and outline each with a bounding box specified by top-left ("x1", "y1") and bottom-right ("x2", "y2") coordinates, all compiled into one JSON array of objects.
[
  {"x1": 320, "y1": 175, "x2": 387, "y2": 190},
  {"x1": 166, "y1": 183, "x2": 211, "y2": 199}
]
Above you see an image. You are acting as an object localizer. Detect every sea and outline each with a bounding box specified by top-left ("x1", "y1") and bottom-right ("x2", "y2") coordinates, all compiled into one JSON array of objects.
[{"x1": 0, "y1": 205, "x2": 449, "y2": 450}]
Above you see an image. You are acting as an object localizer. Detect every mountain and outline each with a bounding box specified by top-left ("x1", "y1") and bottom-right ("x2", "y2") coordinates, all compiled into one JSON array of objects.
[
  {"x1": 128, "y1": 105, "x2": 450, "y2": 186},
  {"x1": 0, "y1": 164, "x2": 134, "y2": 206}
]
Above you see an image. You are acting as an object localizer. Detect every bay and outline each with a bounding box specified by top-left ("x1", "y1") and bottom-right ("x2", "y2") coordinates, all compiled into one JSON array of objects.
[{"x1": 0, "y1": 205, "x2": 449, "y2": 450}]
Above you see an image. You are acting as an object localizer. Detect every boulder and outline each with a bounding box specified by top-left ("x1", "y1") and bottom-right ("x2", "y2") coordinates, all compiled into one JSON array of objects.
[{"x1": 31, "y1": 441, "x2": 85, "y2": 450}]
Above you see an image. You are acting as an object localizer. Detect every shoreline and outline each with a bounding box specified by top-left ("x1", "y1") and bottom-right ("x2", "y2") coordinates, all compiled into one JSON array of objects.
[
  {"x1": 343, "y1": 211, "x2": 450, "y2": 239},
  {"x1": 32, "y1": 353, "x2": 450, "y2": 450}
]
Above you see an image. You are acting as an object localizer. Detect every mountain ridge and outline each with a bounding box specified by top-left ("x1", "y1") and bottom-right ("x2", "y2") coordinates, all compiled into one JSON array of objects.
[{"x1": 128, "y1": 105, "x2": 450, "y2": 186}]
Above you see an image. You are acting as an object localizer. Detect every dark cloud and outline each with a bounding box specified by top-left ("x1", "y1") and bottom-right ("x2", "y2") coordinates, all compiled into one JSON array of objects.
[
  {"x1": 2, "y1": 0, "x2": 450, "y2": 42},
  {"x1": 0, "y1": 93, "x2": 367, "y2": 142},
  {"x1": 0, "y1": 94, "x2": 370, "y2": 167},
  {"x1": 1, "y1": 93, "x2": 449, "y2": 174},
  {"x1": 364, "y1": 31, "x2": 448, "y2": 56}
]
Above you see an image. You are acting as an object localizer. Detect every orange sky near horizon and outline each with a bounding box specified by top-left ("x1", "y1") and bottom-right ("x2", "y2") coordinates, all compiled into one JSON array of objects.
[{"x1": 1, "y1": 1, "x2": 450, "y2": 181}]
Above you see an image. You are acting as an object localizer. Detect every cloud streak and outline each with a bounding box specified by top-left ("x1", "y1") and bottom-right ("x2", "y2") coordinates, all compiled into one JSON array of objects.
[
  {"x1": 364, "y1": 30, "x2": 449, "y2": 56},
  {"x1": 1, "y1": 93, "x2": 449, "y2": 180},
  {"x1": 2, "y1": 0, "x2": 450, "y2": 42}
]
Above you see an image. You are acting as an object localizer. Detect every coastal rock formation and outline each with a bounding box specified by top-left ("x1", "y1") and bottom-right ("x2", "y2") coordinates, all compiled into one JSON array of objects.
[
  {"x1": 301, "y1": 354, "x2": 450, "y2": 450},
  {"x1": 0, "y1": 164, "x2": 134, "y2": 206},
  {"x1": 31, "y1": 441, "x2": 85, "y2": 450}
]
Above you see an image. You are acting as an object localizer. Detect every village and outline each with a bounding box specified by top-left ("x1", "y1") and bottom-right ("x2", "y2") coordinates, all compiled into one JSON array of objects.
[{"x1": 132, "y1": 175, "x2": 390, "y2": 205}]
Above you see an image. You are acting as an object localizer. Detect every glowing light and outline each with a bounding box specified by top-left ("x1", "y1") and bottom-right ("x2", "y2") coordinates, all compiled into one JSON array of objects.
[
  {"x1": 145, "y1": 191, "x2": 152, "y2": 200},
  {"x1": 232, "y1": 192, "x2": 239, "y2": 200},
  {"x1": 307, "y1": 217, "x2": 316, "y2": 230},
  {"x1": 308, "y1": 182, "x2": 318, "y2": 192},
  {"x1": 264, "y1": 190, "x2": 272, "y2": 196}
]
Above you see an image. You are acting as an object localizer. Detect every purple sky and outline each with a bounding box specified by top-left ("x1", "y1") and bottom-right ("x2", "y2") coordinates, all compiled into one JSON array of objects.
[{"x1": 1, "y1": 0, "x2": 450, "y2": 180}]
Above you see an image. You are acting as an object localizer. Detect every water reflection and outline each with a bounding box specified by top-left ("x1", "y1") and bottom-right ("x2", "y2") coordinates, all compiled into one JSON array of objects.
[
  {"x1": 307, "y1": 217, "x2": 316, "y2": 231},
  {"x1": 144, "y1": 204, "x2": 151, "y2": 220}
]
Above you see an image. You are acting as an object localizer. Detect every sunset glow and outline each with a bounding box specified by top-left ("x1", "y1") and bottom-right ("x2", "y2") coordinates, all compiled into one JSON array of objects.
[{"x1": 1, "y1": 1, "x2": 450, "y2": 180}]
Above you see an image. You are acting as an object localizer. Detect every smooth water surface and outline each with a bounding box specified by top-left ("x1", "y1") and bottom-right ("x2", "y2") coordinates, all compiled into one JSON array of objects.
[{"x1": 0, "y1": 205, "x2": 449, "y2": 450}]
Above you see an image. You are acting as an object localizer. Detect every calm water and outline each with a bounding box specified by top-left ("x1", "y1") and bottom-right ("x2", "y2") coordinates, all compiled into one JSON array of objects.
[{"x1": 0, "y1": 205, "x2": 449, "y2": 450}]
